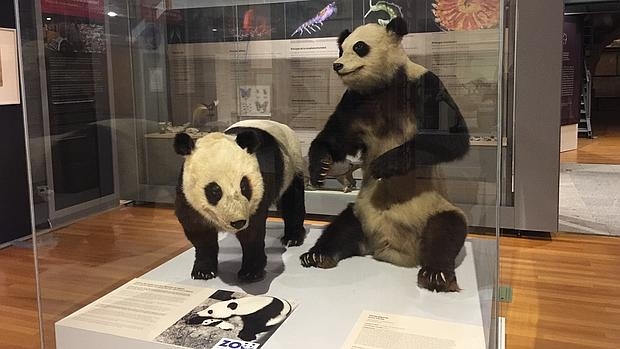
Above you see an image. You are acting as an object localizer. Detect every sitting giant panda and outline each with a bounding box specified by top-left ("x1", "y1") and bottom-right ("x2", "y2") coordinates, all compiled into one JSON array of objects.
[
  {"x1": 187, "y1": 296, "x2": 292, "y2": 341},
  {"x1": 174, "y1": 120, "x2": 306, "y2": 283},
  {"x1": 300, "y1": 18, "x2": 470, "y2": 292}
]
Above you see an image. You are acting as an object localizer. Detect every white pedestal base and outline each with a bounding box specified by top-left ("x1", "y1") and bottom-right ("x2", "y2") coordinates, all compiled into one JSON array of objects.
[{"x1": 57, "y1": 227, "x2": 489, "y2": 349}]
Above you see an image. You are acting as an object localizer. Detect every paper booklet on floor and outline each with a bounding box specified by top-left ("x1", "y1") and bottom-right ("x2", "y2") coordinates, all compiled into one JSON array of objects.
[{"x1": 55, "y1": 278, "x2": 295, "y2": 349}]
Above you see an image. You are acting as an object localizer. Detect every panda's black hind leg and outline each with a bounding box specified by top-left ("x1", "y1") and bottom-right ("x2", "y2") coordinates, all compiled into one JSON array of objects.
[
  {"x1": 417, "y1": 210, "x2": 467, "y2": 292},
  {"x1": 278, "y1": 174, "x2": 307, "y2": 247},
  {"x1": 300, "y1": 204, "x2": 365, "y2": 269}
]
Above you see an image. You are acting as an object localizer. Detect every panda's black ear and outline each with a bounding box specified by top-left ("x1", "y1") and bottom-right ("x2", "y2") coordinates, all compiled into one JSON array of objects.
[
  {"x1": 227, "y1": 302, "x2": 238, "y2": 310},
  {"x1": 174, "y1": 132, "x2": 195, "y2": 155},
  {"x1": 386, "y1": 17, "x2": 407, "y2": 38},
  {"x1": 235, "y1": 131, "x2": 261, "y2": 154},
  {"x1": 337, "y1": 29, "x2": 351, "y2": 46},
  {"x1": 337, "y1": 29, "x2": 351, "y2": 57}
]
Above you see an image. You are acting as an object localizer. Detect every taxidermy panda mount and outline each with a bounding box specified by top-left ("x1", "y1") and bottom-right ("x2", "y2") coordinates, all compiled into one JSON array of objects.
[
  {"x1": 300, "y1": 17, "x2": 471, "y2": 292},
  {"x1": 174, "y1": 120, "x2": 307, "y2": 282},
  {"x1": 186, "y1": 296, "x2": 292, "y2": 341}
]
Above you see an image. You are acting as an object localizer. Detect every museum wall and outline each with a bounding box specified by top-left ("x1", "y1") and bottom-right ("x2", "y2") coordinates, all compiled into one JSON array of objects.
[{"x1": 0, "y1": 1, "x2": 32, "y2": 244}]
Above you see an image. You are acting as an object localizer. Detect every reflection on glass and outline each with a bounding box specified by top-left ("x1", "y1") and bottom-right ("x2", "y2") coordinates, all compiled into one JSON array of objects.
[{"x1": 16, "y1": 1, "x2": 504, "y2": 348}]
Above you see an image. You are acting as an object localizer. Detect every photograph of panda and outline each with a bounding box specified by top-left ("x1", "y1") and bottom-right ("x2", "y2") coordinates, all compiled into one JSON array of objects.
[
  {"x1": 155, "y1": 290, "x2": 292, "y2": 347},
  {"x1": 174, "y1": 120, "x2": 306, "y2": 283},
  {"x1": 300, "y1": 17, "x2": 471, "y2": 293}
]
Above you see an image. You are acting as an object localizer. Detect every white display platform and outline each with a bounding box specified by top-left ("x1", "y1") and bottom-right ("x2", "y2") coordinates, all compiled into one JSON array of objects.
[{"x1": 56, "y1": 225, "x2": 489, "y2": 349}]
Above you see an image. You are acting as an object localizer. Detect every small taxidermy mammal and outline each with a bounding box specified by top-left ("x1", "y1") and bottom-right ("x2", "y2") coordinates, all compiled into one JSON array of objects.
[
  {"x1": 300, "y1": 17, "x2": 471, "y2": 292},
  {"x1": 174, "y1": 120, "x2": 306, "y2": 282}
]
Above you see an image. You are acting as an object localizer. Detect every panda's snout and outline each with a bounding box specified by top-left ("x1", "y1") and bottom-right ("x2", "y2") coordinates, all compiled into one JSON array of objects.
[
  {"x1": 333, "y1": 63, "x2": 344, "y2": 72},
  {"x1": 231, "y1": 220, "x2": 247, "y2": 230}
]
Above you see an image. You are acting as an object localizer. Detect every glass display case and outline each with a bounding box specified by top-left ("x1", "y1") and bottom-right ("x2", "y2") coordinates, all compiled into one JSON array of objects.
[{"x1": 16, "y1": 0, "x2": 511, "y2": 348}]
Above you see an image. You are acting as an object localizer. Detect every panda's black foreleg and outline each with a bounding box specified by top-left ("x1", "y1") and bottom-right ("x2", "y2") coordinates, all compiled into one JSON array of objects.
[
  {"x1": 236, "y1": 207, "x2": 268, "y2": 283},
  {"x1": 176, "y1": 193, "x2": 220, "y2": 280},
  {"x1": 417, "y1": 210, "x2": 468, "y2": 292},
  {"x1": 184, "y1": 225, "x2": 220, "y2": 280},
  {"x1": 300, "y1": 204, "x2": 365, "y2": 268},
  {"x1": 278, "y1": 173, "x2": 307, "y2": 247}
]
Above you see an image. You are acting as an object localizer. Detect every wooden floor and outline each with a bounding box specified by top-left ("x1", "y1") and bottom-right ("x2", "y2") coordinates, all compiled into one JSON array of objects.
[
  {"x1": 500, "y1": 233, "x2": 620, "y2": 349},
  {"x1": 560, "y1": 120, "x2": 620, "y2": 165},
  {"x1": 2, "y1": 206, "x2": 620, "y2": 348}
]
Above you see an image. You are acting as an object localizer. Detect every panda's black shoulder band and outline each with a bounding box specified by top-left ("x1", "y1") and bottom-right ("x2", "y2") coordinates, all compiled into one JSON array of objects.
[
  {"x1": 174, "y1": 132, "x2": 195, "y2": 155},
  {"x1": 386, "y1": 17, "x2": 407, "y2": 37},
  {"x1": 235, "y1": 130, "x2": 261, "y2": 154}
]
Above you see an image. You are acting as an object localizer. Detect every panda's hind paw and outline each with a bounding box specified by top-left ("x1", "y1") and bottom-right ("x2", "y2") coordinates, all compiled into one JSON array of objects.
[
  {"x1": 417, "y1": 268, "x2": 460, "y2": 292},
  {"x1": 300, "y1": 251, "x2": 338, "y2": 269}
]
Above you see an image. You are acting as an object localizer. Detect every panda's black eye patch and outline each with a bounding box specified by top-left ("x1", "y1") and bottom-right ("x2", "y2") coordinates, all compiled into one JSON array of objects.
[
  {"x1": 240, "y1": 176, "x2": 252, "y2": 200},
  {"x1": 353, "y1": 41, "x2": 369, "y2": 57},
  {"x1": 227, "y1": 302, "x2": 238, "y2": 310},
  {"x1": 205, "y1": 182, "x2": 222, "y2": 205}
]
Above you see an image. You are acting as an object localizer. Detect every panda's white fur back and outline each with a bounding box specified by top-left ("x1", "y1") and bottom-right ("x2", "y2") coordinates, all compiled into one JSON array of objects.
[{"x1": 226, "y1": 120, "x2": 303, "y2": 197}]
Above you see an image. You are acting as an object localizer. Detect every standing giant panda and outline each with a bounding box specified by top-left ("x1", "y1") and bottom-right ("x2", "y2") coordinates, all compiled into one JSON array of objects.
[
  {"x1": 188, "y1": 296, "x2": 292, "y2": 341},
  {"x1": 300, "y1": 18, "x2": 471, "y2": 292},
  {"x1": 174, "y1": 120, "x2": 306, "y2": 283}
]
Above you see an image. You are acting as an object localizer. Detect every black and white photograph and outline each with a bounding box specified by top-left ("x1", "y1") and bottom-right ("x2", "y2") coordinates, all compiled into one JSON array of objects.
[{"x1": 155, "y1": 290, "x2": 293, "y2": 349}]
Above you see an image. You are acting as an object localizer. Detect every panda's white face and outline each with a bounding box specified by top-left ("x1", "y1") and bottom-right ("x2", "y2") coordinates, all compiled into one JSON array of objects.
[
  {"x1": 182, "y1": 133, "x2": 264, "y2": 232},
  {"x1": 333, "y1": 23, "x2": 409, "y2": 93}
]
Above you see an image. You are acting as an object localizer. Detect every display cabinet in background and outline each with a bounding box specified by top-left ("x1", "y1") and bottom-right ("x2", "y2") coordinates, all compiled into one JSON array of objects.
[{"x1": 14, "y1": 0, "x2": 562, "y2": 348}]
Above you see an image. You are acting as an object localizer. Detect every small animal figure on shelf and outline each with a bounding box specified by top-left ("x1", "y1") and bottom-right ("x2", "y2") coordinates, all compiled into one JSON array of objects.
[
  {"x1": 192, "y1": 100, "x2": 219, "y2": 130},
  {"x1": 303, "y1": 157, "x2": 361, "y2": 193},
  {"x1": 174, "y1": 120, "x2": 306, "y2": 282},
  {"x1": 364, "y1": 0, "x2": 404, "y2": 26},
  {"x1": 300, "y1": 18, "x2": 471, "y2": 292},
  {"x1": 291, "y1": 2, "x2": 338, "y2": 37}
]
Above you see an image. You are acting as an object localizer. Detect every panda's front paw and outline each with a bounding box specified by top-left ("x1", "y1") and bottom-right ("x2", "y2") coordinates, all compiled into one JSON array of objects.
[
  {"x1": 191, "y1": 260, "x2": 217, "y2": 280},
  {"x1": 237, "y1": 268, "x2": 266, "y2": 283},
  {"x1": 192, "y1": 269, "x2": 217, "y2": 280},
  {"x1": 417, "y1": 267, "x2": 460, "y2": 292},
  {"x1": 309, "y1": 155, "x2": 333, "y2": 187},
  {"x1": 281, "y1": 236, "x2": 304, "y2": 247},
  {"x1": 300, "y1": 251, "x2": 338, "y2": 269}
]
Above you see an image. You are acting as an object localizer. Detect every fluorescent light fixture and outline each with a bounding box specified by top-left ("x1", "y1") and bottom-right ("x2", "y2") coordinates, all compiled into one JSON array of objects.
[
  {"x1": 46, "y1": 17, "x2": 52, "y2": 21},
  {"x1": 212, "y1": 28, "x2": 218, "y2": 32},
  {"x1": 107, "y1": 11, "x2": 118, "y2": 17}
]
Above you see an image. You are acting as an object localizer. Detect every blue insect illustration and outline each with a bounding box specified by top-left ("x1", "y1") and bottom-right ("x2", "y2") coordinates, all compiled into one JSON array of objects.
[
  {"x1": 291, "y1": 2, "x2": 338, "y2": 37},
  {"x1": 255, "y1": 100, "x2": 269, "y2": 113},
  {"x1": 239, "y1": 87, "x2": 251, "y2": 99}
]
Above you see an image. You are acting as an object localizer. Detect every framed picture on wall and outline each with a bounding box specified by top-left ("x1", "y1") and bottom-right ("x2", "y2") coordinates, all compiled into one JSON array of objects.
[{"x1": 0, "y1": 28, "x2": 20, "y2": 105}]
